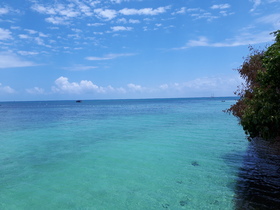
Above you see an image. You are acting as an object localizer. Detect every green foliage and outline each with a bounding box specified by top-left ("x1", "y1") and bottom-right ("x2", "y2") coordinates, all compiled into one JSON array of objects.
[{"x1": 228, "y1": 30, "x2": 280, "y2": 141}]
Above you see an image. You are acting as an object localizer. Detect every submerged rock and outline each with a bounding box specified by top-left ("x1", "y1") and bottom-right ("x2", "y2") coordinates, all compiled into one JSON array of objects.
[
  {"x1": 179, "y1": 196, "x2": 190, "y2": 206},
  {"x1": 162, "y1": 203, "x2": 170, "y2": 208},
  {"x1": 191, "y1": 161, "x2": 199, "y2": 166},
  {"x1": 179, "y1": 200, "x2": 189, "y2": 206}
]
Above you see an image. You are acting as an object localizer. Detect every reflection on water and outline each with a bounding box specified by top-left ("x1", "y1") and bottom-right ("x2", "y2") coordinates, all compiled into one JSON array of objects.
[{"x1": 234, "y1": 138, "x2": 280, "y2": 210}]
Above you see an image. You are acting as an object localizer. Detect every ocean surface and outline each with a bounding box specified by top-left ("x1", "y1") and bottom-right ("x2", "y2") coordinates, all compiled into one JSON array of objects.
[{"x1": 0, "y1": 97, "x2": 279, "y2": 210}]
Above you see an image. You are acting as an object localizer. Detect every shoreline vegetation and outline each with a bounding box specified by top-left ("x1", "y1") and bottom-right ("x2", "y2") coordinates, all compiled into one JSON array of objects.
[{"x1": 226, "y1": 30, "x2": 280, "y2": 142}]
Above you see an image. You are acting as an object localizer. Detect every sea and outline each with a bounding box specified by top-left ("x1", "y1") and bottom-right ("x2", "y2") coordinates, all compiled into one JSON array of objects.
[{"x1": 0, "y1": 97, "x2": 279, "y2": 210}]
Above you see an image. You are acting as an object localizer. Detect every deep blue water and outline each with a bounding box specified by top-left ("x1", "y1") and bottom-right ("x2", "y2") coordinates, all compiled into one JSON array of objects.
[{"x1": 0, "y1": 97, "x2": 279, "y2": 209}]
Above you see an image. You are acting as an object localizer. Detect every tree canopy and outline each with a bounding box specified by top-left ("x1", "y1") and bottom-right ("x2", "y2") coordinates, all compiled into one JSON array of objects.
[{"x1": 227, "y1": 30, "x2": 280, "y2": 141}]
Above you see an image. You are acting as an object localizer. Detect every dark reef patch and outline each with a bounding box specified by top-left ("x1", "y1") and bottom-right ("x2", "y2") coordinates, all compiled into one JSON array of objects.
[
  {"x1": 179, "y1": 197, "x2": 190, "y2": 206},
  {"x1": 162, "y1": 203, "x2": 170, "y2": 208},
  {"x1": 179, "y1": 200, "x2": 189, "y2": 206},
  {"x1": 191, "y1": 161, "x2": 199, "y2": 166}
]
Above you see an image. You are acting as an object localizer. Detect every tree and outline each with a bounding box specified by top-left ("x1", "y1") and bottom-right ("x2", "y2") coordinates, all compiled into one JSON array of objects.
[{"x1": 227, "y1": 30, "x2": 280, "y2": 141}]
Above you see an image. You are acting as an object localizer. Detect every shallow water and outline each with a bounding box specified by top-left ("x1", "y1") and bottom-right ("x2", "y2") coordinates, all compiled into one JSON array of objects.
[{"x1": 0, "y1": 98, "x2": 278, "y2": 209}]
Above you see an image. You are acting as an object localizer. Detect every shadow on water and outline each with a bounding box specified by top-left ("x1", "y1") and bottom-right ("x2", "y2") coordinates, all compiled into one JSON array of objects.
[{"x1": 231, "y1": 138, "x2": 280, "y2": 210}]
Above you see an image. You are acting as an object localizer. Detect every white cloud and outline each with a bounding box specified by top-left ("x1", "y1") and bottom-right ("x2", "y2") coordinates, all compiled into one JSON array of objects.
[
  {"x1": 10, "y1": 26, "x2": 21, "y2": 30},
  {"x1": 179, "y1": 76, "x2": 241, "y2": 94},
  {"x1": 93, "y1": 32, "x2": 103, "y2": 35},
  {"x1": 18, "y1": 51, "x2": 39, "y2": 56},
  {"x1": 111, "y1": 76, "x2": 242, "y2": 96},
  {"x1": 0, "y1": 6, "x2": 19, "y2": 16},
  {"x1": 117, "y1": 18, "x2": 127, "y2": 23},
  {"x1": 175, "y1": 31, "x2": 274, "y2": 49},
  {"x1": 116, "y1": 18, "x2": 140, "y2": 24},
  {"x1": 31, "y1": 4, "x2": 56, "y2": 15},
  {"x1": 32, "y1": 3, "x2": 80, "y2": 17},
  {"x1": 0, "y1": 28, "x2": 12, "y2": 40},
  {"x1": 219, "y1": 11, "x2": 234, "y2": 17},
  {"x1": 26, "y1": 87, "x2": 45, "y2": 94},
  {"x1": 111, "y1": 0, "x2": 122, "y2": 3},
  {"x1": 18, "y1": 32, "x2": 51, "y2": 47},
  {"x1": 111, "y1": 0, "x2": 130, "y2": 3},
  {"x1": 186, "y1": 6, "x2": 233, "y2": 21},
  {"x1": 159, "y1": 84, "x2": 168, "y2": 90},
  {"x1": 257, "y1": 13, "x2": 280, "y2": 28},
  {"x1": 211, "y1": 4, "x2": 231, "y2": 9},
  {"x1": 172, "y1": 7, "x2": 186, "y2": 15},
  {"x1": 31, "y1": 1, "x2": 96, "y2": 24},
  {"x1": 88, "y1": 0, "x2": 101, "y2": 7},
  {"x1": 18, "y1": 34, "x2": 30, "y2": 39},
  {"x1": 250, "y1": 0, "x2": 261, "y2": 12},
  {"x1": 0, "y1": 7, "x2": 9, "y2": 15},
  {"x1": 71, "y1": 28, "x2": 82, "y2": 33},
  {"x1": 184, "y1": 36, "x2": 209, "y2": 47},
  {"x1": 155, "y1": 76, "x2": 242, "y2": 97},
  {"x1": 52, "y1": 76, "x2": 100, "y2": 94},
  {"x1": 62, "y1": 64, "x2": 98, "y2": 71},
  {"x1": 48, "y1": 26, "x2": 59, "y2": 30},
  {"x1": 111, "y1": 26, "x2": 133, "y2": 31},
  {"x1": 0, "y1": 52, "x2": 37, "y2": 68},
  {"x1": 45, "y1": 16, "x2": 70, "y2": 25},
  {"x1": 119, "y1": 6, "x2": 170, "y2": 16},
  {"x1": 34, "y1": 37, "x2": 45, "y2": 46},
  {"x1": 74, "y1": 1, "x2": 93, "y2": 16},
  {"x1": 94, "y1": 8, "x2": 117, "y2": 20},
  {"x1": 87, "y1": 23, "x2": 105, "y2": 26},
  {"x1": 190, "y1": 12, "x2": 218, "y2": 21},
  {"x1": 86, "y1": 53, "x2": 135, "y2": 60},
  {"x1": 25, "y1": 29, "x2": 37, "y2": 34},
  {"x1": 187, "y1": 8, "x2": 204, "y2": 13},
  {"x1": 127, "y1": 83, "x2": 144, "y2": 91},
  {"x1": 51, "y1": 76, "x2": 131, "y2": 96},
  {"x1": 49, "y1": 75, "x2": 241, "y2": 97},
  {"x1": 129, "y1": 19, "x2": 140, "y2": 24},
  {"x1": 182, "y1": 77, "x2": 220, "y2": 89},
  {"x1": 51, "y1": 76, "x2": 125, "y2": 95},
  {"x1": 39, "y1": 32, "x2": 48, "y2": 37},
  {"x1": 0, "y1": 83, "x2": 15, "y2": 94}
]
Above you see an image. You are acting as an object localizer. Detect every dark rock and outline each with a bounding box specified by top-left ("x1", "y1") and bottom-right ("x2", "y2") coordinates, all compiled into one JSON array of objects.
[
  {"x1": 179, "y1": 200, "x2": 189, "y2": 206},
  {"x1": 162, "y1": 203, "x2": 170, "y2": 208},
  {"x1": 191, "y1": 161, "x2": 199, "y2": 166}
]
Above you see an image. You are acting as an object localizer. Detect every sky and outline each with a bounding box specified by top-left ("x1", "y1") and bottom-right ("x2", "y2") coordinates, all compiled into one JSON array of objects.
[{"x1": 0, "y1": 0, "x2": 279, "y2": 101}]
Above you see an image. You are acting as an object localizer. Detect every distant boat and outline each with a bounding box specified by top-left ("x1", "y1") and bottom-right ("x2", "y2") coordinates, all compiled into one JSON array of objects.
[{"x1": 76, "y1": 100, "x2": 82, "y2": 103}]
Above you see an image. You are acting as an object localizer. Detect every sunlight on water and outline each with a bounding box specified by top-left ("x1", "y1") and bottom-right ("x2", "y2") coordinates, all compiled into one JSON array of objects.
[{"x1": 0, "y1": 98, "x2": 251, "y2": 209}]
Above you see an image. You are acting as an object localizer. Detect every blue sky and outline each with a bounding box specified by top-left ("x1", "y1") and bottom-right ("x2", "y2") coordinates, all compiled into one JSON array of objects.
[{"x1": 0, "y1": 0, "x2": 279, "y2": 101}]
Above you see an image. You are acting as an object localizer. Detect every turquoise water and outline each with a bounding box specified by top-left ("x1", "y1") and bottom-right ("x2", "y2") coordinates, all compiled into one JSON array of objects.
[{"x1": 0, "y1": 98, "x2": 249, "y2": 209}]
